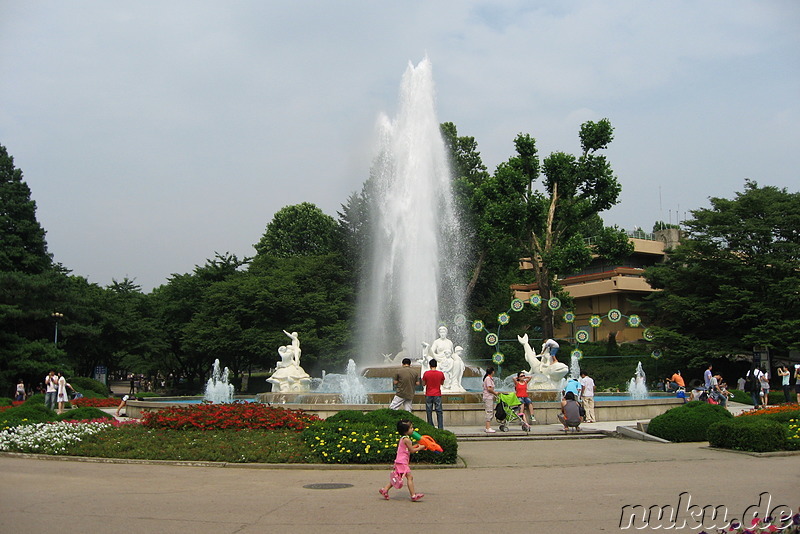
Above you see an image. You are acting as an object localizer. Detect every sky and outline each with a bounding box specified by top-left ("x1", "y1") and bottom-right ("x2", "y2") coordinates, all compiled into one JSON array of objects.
[{"x1": 1, "y1": 1, "x2": 798, "y2": 292}]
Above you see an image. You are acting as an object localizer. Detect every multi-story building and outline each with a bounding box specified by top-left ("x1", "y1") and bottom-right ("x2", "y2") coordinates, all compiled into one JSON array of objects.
[{"x1": 511, "y1": 228, "x2": 681, "y2": 343}]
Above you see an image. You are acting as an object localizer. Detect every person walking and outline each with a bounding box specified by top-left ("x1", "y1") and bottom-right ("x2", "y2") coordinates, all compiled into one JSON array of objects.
[
  {"x1": 389, "y1": 358, "x2": 419, "y2": 412},
  {"x1": 579, "y1": 370, "x2": 596, "y2": 423},
  {"x1": 15, "y1": 379, "x2": 26, "y2": 401},
  {"x1": 482, "y1": 367, "x2": 498, "y2": 433},
  {"x1": 378, "y1": 419, "x2": 425, "y2": 502},
  {"x1": 422, "y1": 359, "x2": 445, "y2": 429}
]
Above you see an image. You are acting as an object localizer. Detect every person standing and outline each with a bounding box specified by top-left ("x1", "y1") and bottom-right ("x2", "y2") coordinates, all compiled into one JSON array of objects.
[
  {"x1": 513, "y1": 371, "x2": 535, "y2": 425},
  {"x1": 794, "y1": 365, "x2": 800, "y2": 404},
  {"x1": 777, "y1": 366, "x2": 791, "y2": 403},
  {"x1": 15, "y1": 379, "x2": 26, "y2": 401},
  {"x1": 759, "y1": 368, "x2": 770, "y2": 406},
  {"x1": 748, "y1": 367, "x2": 764, "y2": 408},
  {"x1": 579, "y1": 370, "x2": 596, "y2": 423},
  {"x1": 44, "y1": 370, "x2": 57, "y2": 411},
  {"x1": 482, "y1": 367, "x2": 498, "y2": 433},
  {"x1": 703, "y1": 363, "x2": 713, "y2": 391},
  {"x1": 389, "y1": 358, "x2": 419, "y2": 412},
  {"x1": 56, "y1": 372, "x2": 72, "y2": 415},
  {"x1": 422, "y1": 359, "x2": 445, "y2": 429}
]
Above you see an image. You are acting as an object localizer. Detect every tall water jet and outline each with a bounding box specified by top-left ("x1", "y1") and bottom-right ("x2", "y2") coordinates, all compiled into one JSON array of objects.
[
  {"x1": 627, "y1": 361, "x2": 649, "y2": 400},
  {"x1": 359, "y1": 58, "x2": 467, "y2": 363},
  {"x1": 204, "y1": 359, "x2": 234, "y2": 403}
]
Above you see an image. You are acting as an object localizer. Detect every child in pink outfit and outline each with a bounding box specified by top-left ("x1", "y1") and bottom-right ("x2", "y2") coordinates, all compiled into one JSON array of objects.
[{"x1": 379, "y1": 420, "x2": 425, "y2": 501}]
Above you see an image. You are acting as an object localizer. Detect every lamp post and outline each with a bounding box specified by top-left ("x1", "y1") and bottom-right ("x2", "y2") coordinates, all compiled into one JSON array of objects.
[{"x1": 51, "y1": 312, "x2": 64, "y2": 345}]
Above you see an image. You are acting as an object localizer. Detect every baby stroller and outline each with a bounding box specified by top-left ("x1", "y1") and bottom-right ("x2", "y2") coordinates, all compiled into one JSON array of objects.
[{"x1": 495, "y1": 392, "x2": 531, "y2": 432}]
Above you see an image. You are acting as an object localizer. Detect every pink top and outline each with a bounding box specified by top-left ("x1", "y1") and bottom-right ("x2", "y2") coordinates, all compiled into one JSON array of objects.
[{"x1": 394, "y1": 437, "x2": 411, "y2": 474}]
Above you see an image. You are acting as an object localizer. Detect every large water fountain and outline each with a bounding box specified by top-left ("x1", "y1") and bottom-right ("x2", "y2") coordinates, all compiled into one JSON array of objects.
[
  {"x1": 128, "y1": 59, "x2": 682, "y2": 424},
  {"x1": 358, "y1": 57, "x2": 468, "y2": 362}
]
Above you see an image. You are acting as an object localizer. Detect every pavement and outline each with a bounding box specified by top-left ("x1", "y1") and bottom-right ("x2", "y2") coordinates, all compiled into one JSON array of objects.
[{"x1": 1, "y1": 403, "x2": 798, "y2": 534}]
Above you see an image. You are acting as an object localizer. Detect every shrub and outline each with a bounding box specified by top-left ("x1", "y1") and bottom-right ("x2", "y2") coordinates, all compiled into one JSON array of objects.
[
  {"x1": 708, "y1": 417, "x2": 788, "y2": 452},
  {"x1": 1, "y1": 404, "x2": 57, "y2": 430},
  {"x1": 23, "y1": 393, "x2": 46, "y2": 405},
  {"x1": 69, "y1": 377, "x2": 110, "y2": 397},
  {"x1": 0, "y1": 398, "x2": 13, "y2": 407},
  {"x1": 647, "y1": 401, "x2": 733, "y2": 442},
  {"x1": 57, "y1": 407, "x2": 113, "y2": 422},
  {"x1": 303, "y1": 409, "x2": 457, "y2": 464}
]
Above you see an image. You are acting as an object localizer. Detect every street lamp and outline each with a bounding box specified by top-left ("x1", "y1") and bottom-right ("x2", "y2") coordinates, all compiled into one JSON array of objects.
[{"x1": 51, "y1": 312, "x2": 64, "y2": 345}]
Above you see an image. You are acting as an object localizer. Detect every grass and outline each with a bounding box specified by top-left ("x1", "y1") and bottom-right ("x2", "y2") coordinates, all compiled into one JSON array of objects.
[{"x1": 63, "y1": 425, "x2": 319, "y2": 463}]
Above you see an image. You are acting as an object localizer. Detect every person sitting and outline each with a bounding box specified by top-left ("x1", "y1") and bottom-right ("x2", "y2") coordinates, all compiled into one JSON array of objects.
[{"x1": 558, "y1": 391, "x2": 583, "y2": 431}]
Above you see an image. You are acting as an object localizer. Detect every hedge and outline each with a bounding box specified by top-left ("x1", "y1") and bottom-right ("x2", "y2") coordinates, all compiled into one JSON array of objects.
[
  {"x1": 647, "y1": 401, "x2": 733, "y2": 442},
  {"x1": 708, "y1": 417, "x2": 788, "y2": 452}
]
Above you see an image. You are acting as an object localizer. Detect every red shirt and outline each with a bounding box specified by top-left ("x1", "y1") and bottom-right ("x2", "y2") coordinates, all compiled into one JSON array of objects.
[{"x1": 422, "y1": 369, "x2": 445, "y2": 396}]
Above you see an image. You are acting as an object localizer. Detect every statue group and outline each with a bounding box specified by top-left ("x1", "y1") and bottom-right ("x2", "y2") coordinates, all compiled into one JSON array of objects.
[
  {"x1": 420, "y1": 326, "x2": 466, "y2": 393},
  {"x1": 267, "y1": 330, "x2": 312, "y2": 392}
]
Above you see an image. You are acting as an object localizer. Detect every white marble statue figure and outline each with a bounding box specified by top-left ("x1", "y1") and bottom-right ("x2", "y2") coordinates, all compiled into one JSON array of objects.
[
  {"x1": 444, "y1": 346, "x2": 467, "y2": 393},
  {"x1": 267, "y1": 331, "x2": 311, "y2": 392},
  {"x1": 383, "y1": 342, "x2": 409, "y2": 364},
  {"x1": 421, "y1": 326, "x2": 466, "y2": 392},
  {"x1": 517, "y1": 334, "x2": 569, "y2": 390}
]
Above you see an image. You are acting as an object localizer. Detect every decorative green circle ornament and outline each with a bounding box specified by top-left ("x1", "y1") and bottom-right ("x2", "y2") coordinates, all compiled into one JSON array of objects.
[
  {"x1": 548, "y1": 297, "x2": 562, "y2": 311},
  {"x1": 651, "y1": 350, "x2": 662, "y2": 359},
  {"x1": 498, "y1": 313, "x2": 510, "y2": 325},
  {"x1": 563, "y1": 311, "x2": 575, "y2": 323},
  {"x1": 642, "y1": 328, "x2": 655, "y2": 342},
  {"x1": 575, "y1": 329, "x2": 590, "y2": 343},
  {"x1": 492, "y1": 352, "x2": 505, "y2": 365},
  {"x1": 589, "y1": 315, "x2": 602, "y2": 328},
  {"x1": 472, "y1": 320, "x2": 484, "y2": 332},
  {"x1": 485, "y1": 333, "x2": 499, "y2": 346},
  {"x1": 571, "y1": 349, "x2": 583, "y2": 360},
  {"x1": 530, "y1": 295, "x2": 542, "y2": 306},
  {"x1": 607, "y1": 309, "x2": 622, "y2": 322},
  {"x1": 510, "y1": 298, "x2": 525, "y2": 312},
  {"x1": 627, "y1": 315, "x2": 641, "y2": 328},
  {"x1": 454, "y1": 314, "x2": 467, "y2": 327}
]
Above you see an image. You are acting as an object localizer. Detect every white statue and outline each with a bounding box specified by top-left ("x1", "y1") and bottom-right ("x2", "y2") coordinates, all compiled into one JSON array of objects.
[
  {"x1": 517, "y1": 334, "x2": 569, "y2": 390},
  {"x1": 267, "y1": 331, "x2": 311, "y2": 392},
  {"x1": 443, "y1": 346, "x2": 466, "y2": 393},
  {"x1": 421, "y1": 326, "x2": 466, "y2": 393},
  {"x1": 383, "y1": 342, "x2": 409, "y2": 364}
]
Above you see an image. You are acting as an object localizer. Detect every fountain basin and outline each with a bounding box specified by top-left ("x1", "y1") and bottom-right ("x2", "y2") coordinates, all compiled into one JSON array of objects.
[{"x1": 126, "y1": 394, "x2": 683, "y2": 425}]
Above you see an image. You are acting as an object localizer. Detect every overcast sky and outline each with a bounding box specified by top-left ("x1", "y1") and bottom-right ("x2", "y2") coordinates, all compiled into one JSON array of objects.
[{"x1": 1, "y1": 1, "x2": 798, "y2": 292}]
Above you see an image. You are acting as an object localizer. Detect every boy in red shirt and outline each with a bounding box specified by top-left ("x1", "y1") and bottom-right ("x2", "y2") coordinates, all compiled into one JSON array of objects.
[{"x1": 422, "y1": 359, "x2": 446, "y2": 429}]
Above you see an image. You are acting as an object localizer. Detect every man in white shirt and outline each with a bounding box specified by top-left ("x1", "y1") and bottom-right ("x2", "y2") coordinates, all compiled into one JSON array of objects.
[
  {"x1": 44, "y1": 370, "x2": 57, "y2": 411},
  {"x1": 579, "y1": 370, "x2": 596, "y2": 423}
]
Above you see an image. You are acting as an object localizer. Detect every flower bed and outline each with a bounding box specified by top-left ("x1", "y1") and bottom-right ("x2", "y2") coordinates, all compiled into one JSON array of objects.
[
  {"x1": 71, "y1": 397, "x2": 121, "y2": 408},
  {"x1": 141, "y1": 401, "x2": 320, "y2": 431},
  {"x1": 0, "y1": 421, "x2": 115, "y2": 454}
]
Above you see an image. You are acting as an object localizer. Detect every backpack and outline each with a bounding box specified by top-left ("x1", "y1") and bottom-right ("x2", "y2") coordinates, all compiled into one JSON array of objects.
[{"x1": 745, "y1": 372, "x2": 760, "y2": 393}]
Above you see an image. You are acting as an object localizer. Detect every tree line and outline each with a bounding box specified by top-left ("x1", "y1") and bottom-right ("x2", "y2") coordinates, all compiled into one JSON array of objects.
[{"x1": 2, "y1": 121, "x2": 798, "y2": 395}]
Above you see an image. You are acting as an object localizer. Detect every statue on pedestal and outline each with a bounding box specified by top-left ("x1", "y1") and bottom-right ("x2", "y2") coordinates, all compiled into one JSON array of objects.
[{"x1": 267, "y1": 330, "x2": 312, "y2": 392}]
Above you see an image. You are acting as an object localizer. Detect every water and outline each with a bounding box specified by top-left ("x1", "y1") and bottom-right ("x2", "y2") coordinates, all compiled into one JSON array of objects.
[
  {"x1": 315, "y1": 359, "x2": 374, "y2": 404},
  {"x1": 358, "y1": 57, "x2": 468, "y2": 363},
  {"x1": 627, "y1": 361, "x2": 649, "y2": 400},
  {"x1": 570, "y1": 353, "x2": 581, "y2": 380},
  {"x1": 203, "y1": 359, "x2": 235, "y2": 403}
]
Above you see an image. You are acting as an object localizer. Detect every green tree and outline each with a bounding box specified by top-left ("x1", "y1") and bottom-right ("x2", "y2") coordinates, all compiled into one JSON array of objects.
[
  {"x1": 0, "y1": 144, "x2": 52, "y2": 274},
  {"x1": 642, "y1": 181, "x2": 800, "y2": 366},
  {"x1": 255, "y1": 202, "x2": 338, "y2": 258},
  {"x1": 473, "y1": 120, "x2": 632, "y2": 339}
]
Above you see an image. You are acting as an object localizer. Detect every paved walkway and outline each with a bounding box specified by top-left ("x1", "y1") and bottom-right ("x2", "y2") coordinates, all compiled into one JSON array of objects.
[{"x1": 2, "y1": 402, "x2": 796, "y2": 533}]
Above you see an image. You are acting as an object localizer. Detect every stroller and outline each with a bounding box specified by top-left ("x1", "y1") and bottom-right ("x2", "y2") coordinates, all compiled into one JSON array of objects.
[{"x1": 495, "y1": 392, "x2": 531, "y2": 432}]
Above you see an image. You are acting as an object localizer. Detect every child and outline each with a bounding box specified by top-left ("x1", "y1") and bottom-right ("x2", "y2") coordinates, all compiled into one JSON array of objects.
[{"x1": 379, "y1": 420, "x2": 425, "y2": 502}]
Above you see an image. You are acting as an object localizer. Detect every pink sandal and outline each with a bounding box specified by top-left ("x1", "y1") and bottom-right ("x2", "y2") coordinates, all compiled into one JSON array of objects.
[
  {"x1": 379, "y1": 488, "x2": 389, "y2": 500},
  {"x1": 411, "y1": 493, "x2": 424, "y2": 502}
]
